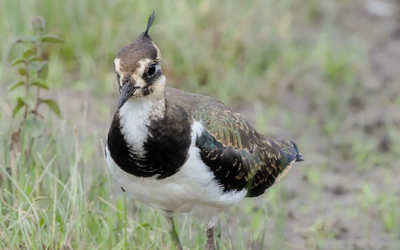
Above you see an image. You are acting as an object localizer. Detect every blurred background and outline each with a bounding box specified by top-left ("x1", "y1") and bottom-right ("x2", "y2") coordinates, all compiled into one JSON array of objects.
[{"x1": 1, "y1": 0, "x2": 399, "y2": 249}]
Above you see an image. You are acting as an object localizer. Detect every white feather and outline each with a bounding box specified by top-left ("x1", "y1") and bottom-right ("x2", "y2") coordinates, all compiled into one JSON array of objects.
[
  {"x1": 118, "y1": 97, "x2": 164, "y2": 155},
  {"x1": 106, "y1": 120, "x2": 247, "y2": 219}
]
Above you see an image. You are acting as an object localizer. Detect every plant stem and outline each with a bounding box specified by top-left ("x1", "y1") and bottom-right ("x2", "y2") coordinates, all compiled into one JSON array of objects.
[
  {"x1": 34, "y1": 31, "x2": 43, "y2": 120},
  {"x1": 22, "y1": 61, "x2": 30, "y2": 123}
]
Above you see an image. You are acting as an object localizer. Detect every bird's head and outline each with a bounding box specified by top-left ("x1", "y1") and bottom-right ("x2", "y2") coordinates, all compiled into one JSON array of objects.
[{"x1": 114, "y1": 11, "x2": 165, "y2": 108}]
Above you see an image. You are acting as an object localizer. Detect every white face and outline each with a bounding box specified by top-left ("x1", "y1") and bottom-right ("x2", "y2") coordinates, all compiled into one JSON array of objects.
[{"x1": 114, "y1": 57, "x2": 123, "y2": 88}]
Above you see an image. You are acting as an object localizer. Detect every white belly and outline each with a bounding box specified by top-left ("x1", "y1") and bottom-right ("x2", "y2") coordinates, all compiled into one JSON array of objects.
[{"x1": 105, "y1": 121, "x2": 247, "y2": 218}]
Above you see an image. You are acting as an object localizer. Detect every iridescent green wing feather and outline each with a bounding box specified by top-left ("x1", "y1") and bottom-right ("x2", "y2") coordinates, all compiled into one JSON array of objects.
[{"x1": 193, "y1": 101, "x2": 299, "y2": 197}]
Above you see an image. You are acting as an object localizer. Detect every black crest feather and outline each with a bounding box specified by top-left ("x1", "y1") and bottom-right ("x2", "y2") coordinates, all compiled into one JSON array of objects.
[{"x1": 141, "y1": 11, "x2": 156, "y2": 39}]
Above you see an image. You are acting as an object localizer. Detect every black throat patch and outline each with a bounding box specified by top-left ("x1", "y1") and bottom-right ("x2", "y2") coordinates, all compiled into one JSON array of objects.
[{"x1": 107, "y1": 105, "x2": 191, "y2": 179}]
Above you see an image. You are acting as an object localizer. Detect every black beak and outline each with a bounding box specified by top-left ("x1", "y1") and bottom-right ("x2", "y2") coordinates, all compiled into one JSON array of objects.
[{"x1": 118, "y1": 81, "x2": 138, "y2": 109}]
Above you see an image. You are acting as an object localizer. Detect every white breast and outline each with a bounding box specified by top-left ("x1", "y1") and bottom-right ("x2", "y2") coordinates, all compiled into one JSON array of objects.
[
  {"x1": 118, "y1": 97, "x2": 164, "y2": 155},
  {"x1": 105, "y1": 120, "x2": 247, "y2": 218}
]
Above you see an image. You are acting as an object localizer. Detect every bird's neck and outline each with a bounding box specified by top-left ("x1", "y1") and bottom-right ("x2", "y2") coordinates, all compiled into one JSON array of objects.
[{"x1": 120, "y1": 95, "x2": 165, "y2": 120}]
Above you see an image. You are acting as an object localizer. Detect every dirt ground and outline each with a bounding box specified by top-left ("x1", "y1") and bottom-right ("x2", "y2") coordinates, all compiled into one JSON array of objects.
[{"x1": 262, "y1": 0, "x2": 400, "y2": 249}]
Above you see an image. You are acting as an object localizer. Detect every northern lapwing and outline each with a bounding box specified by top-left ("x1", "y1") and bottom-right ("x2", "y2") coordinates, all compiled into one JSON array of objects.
[{"x1": 105, "y1": 11, "x2": 304, "y2": 250}]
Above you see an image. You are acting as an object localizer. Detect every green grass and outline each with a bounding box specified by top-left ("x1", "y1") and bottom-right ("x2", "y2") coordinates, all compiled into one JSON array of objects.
[
  {"x1": 0, "y1": 126, "x2": 293, "y2": 249},
  {"x1": 1, "y1": 0, "x2": 400, "y2": 249}
]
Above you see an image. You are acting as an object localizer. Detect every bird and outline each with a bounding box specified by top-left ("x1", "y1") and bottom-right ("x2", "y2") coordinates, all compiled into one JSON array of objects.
[{"x1": 105, "y1": 11, "x2": 304, "y2": 250}]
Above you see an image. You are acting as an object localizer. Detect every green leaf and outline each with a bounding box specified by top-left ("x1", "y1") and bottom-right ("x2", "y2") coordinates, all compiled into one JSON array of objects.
[
  {"x1": 41, "y1": 34, "x2": 65, "y2": 44},
  {"x1": 27, "y1": 64, "x2": 38, "y2": 78},
  {"x1": 23, "y1": 118, "x2": 44, "y2": 138},
  {"x1": 36, "y1": 61, "x2": 47, "y2": 71},
  {"x1": 23, "y1": 48, "x2": 35, "y2": 59},
  {"x1": 12, "y1": 98, "x2": 26, "y2": 117},
  {"x1": 31, "y1": 79, "x2": 49, "y2": 89},
  {"x1": 41, "y1": 99, "x2": 61, "y2": 117},
  {"x1": 39, "y1": 218, "x2": 46, "y2": 227},
  {"x1": 15, "y1": 35, "x2": 37, "y2": 43},
  {"x1": 37, "y1": 62, "x2": 48, "y2": 79},
  {"x1": 11, "y1": 57, "x2": 26, "y2": 66},
  {"x1": 8, "y1": 80, "x2": 25, "y2": 92},
  {"x1": 18, "y1": 67, "x2": 27, "y2": 75},
  {"x1": 27, "y1": 55, "x2": 42, "y2": 62}
]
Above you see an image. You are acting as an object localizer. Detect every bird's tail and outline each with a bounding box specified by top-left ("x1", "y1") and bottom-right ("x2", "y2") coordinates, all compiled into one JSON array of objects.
[
  {"x1": 266, "y1": 139, "x2": 304, "y2": 186},
  {"x1": 290, "y1": 141, "x2": 304, "y2": 162},
  {"x1": 276, "y1": 140, "x2": 304, "y2": 171}
]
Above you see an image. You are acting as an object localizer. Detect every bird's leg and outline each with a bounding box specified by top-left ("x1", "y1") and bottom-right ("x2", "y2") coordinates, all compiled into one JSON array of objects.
[
  {"x1": 166, "y1": 213, "x2": 182, "y2": 250},
  {"x1": 204, "y1": 216, "x2": 218, "y2": 250},
  {"x1": 205, "y1": 227, "x2": 215, "y2": 250}
]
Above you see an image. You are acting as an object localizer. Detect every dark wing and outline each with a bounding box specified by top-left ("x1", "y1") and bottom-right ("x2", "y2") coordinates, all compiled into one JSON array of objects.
[{"x1": 194, "y1": 101, "x2": 300, "y2": 197}]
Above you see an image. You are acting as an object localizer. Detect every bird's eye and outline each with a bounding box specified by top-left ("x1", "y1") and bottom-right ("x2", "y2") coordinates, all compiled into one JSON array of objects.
[{"x1": 147, "y1": 63, "x2": 157, "y2": 77}]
